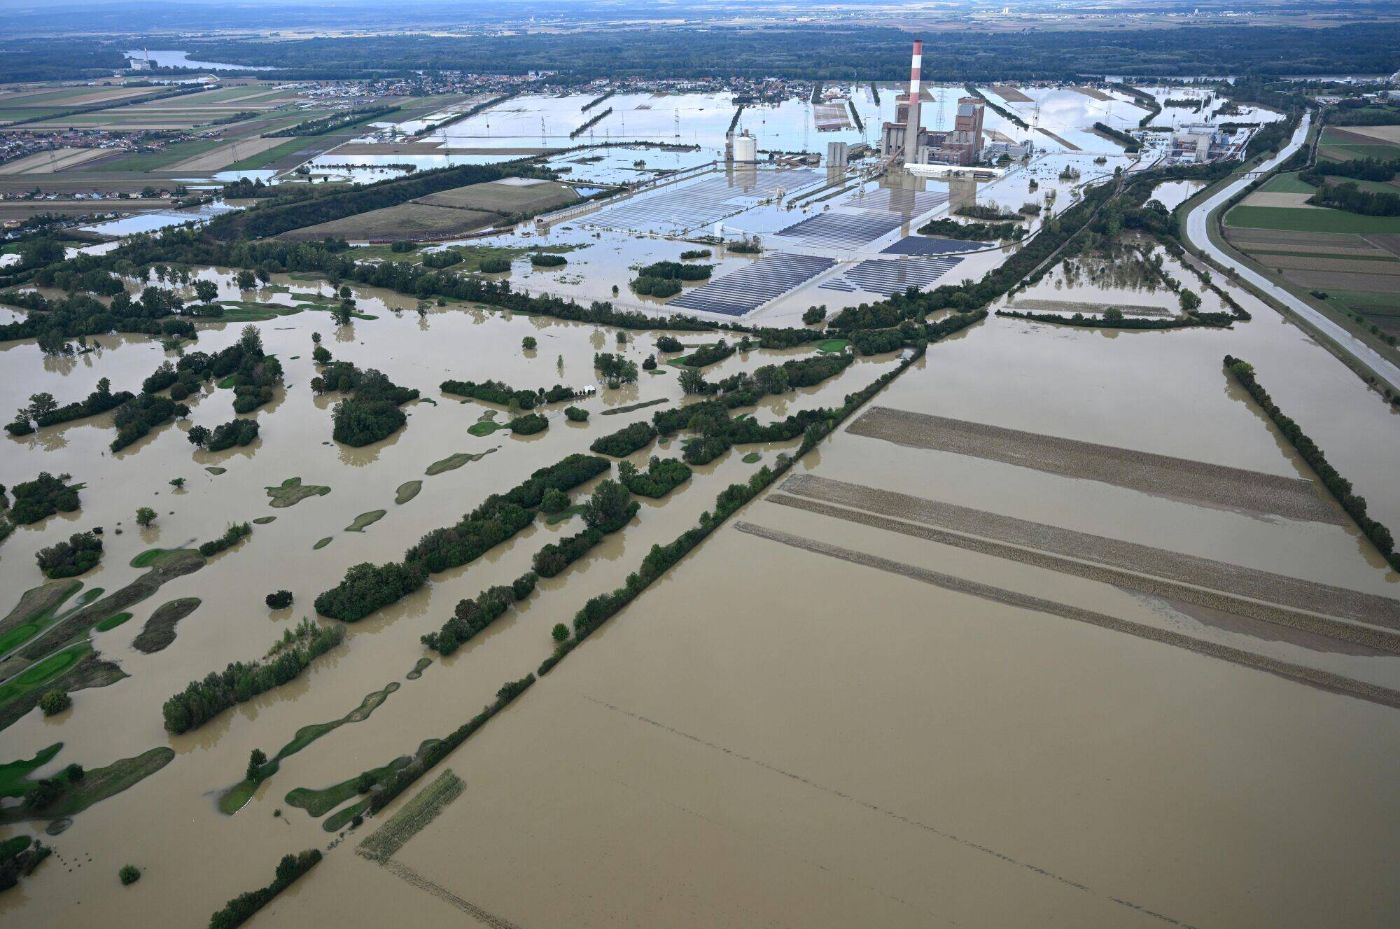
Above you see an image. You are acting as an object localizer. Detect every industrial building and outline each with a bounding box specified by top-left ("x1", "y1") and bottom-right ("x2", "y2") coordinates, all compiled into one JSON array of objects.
[{"x1": 879, "y1": 40, "x2": 987, "y2": 168}]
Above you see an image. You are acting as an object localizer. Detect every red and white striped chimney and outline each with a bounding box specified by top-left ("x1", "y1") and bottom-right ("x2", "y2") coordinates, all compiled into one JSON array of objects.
[{"x1": 904, "y1": 39, "x2": 923, "y2": 162}]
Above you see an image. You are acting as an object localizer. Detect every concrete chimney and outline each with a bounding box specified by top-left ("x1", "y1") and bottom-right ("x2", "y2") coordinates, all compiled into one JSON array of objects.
[{"x1": 904, "y1": 39, "x2": 923, "y2": 163}]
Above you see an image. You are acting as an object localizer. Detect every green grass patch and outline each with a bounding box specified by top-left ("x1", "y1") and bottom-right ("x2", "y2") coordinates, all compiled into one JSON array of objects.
[
  {"x1": 313, "y1": 537, "x2": 333, "y2": 550},
  {"x1": 226, "y1": 136, "x2": 317, "y2": 171},
  {"x1": 406, "y1": 657, "x2": 432, "y2": 680},
  {"x1": 395, "y1": 481, "x2": 422, "y2": 504},
  {"x1": 0, "y1": 743, "x2": 62, "y2": 798},
  {"x1": 0, "y1": 645, "x2": 87, "y2": 705},
  {"x1": 220, "y1": 682, "x2": 400, "y2": 815},
  {"x1": 1225, "y1": 205, "x2": 1400, "y2": 234},
  {"x1": 816, "y1": 338, "x2": 851, "y2": 354},
  {"x1": 544, "y1": 505, "x2": 585, "y2": 525},
  {"x1": 94, "y1": 612, "x2": 132, "y2": 632},
  {"x1": 285, "y1": 757, "x2": 411, "y2": 817},
  {"x1": 467, "y1": 421, "x2": 506, "y2": 437},
  {"x1": 205, "y1": 466, "x2": 227, "y2": 475},
  {"x1": 252, "y1": 516, "x2": 276, "y2": 525},
  {"x1": 0, "y1": 623, "x2": 42, "y2": 656},
  {"x1": 323, "y1": 799, "x2": 370, "y2": 832},
  {"x1": 265, "y1": 477, "x2": 331, "y2": 508},
  {"x1": 1259, "y1": 172, "x2": 1316, "y2": 194},
  {"x1": 2, "y1": 747, "x2": 175, "y2": 823},
  {"x1": 425, "y1": 449, "x2": 493, "y2": 474},
  {"x1": 215, "y1": 302, "x2": 306, "y2": 323},
  {"x1": 742, "y1": 452, "x2": 762, "y2": 463},
  {"x1": 345, "y1": 510, "x2": 386, "y2": 533}
]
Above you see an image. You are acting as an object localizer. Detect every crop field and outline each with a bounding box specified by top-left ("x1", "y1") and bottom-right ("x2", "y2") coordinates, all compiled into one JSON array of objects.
[
  {"x1": 416, "y1": 178, "x2": 580, "y2": 214},
  {"x1": 281, "y1": 202, "x2": 501, "y2": 242},
  {"x1": 1226, "y1": 204, "x2": 1400, "y2": 235},
  {"x1": 1318, "y1": 126, "x2": 1400, "y2": 163}
]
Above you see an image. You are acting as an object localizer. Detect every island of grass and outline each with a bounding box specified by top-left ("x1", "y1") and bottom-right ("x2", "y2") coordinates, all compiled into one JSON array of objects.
[
  {"x1": 285, "y1": 756, "x2": 412, "y2": 819},
  {"x1": 252, "y1": 515, "x2": 277, "y2": 525},
  {"x1": 816, "y1": 338, "x2": 851, "y2": 354},
  {"x1": 345, "y1": 510, "x2": 386, "y2": 533},
  {"x1": 265, "y1": 477, "x2": 331, "y2": 508},
  {"x1": 395, "y1": 481, "x2": 423, "y2": 504},
  {"x1": 0, "y1": 580, "x2": 84, "y2": 658},
  {"x1": 313, "y1": 537, "x2": 333, "y2": 550},
  {"x1": 425, "y1": 449, "x2": 494, "y2": 475},
  {"x1": 131, "y1": 598, "x2": 202, "y2": 654},
  {"x1": 93, "y1": 612, "x2": 132, "y2": 632},
  {"x1": 218, "y1": 681, "x2": 398, "y2": 814},
  {"x1": 0, "y1": 745, "x2": 174, "y2": 825}
]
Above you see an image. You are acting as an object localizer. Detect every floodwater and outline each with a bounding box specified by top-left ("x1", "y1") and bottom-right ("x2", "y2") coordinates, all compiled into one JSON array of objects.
[
  {"x1": 252, "y1": 270, "x2": 1400, "y2": 929},
  {"x1": 81, "y1": 201, "x2": 237, "y2": 237},
  {"x1": 5, "y1": 93, "x2": 1400, "y2": 926},
  {"x1": 0, "y1": 267, "x2": 899, "y2": 927},
  {"x1": 1150, "y1": 178, "x2": 1206, "y2": 211}
]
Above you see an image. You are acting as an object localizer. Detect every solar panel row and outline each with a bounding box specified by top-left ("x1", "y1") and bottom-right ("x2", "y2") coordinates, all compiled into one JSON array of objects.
[
  {"x1": 669, "y1": 252, "x2": 837, "y2": 316},
  {"x1": 817, "y1": 255, "x2": 964, "y2": 297}
]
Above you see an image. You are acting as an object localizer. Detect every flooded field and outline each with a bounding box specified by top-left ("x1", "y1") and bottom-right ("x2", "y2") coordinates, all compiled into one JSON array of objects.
[
  {"x1": 4, "y1": 73, "x2": 1398, "y2": 929},
  {"x1": 253, "y1": 275, "x2": 1400, "y2": 929}
]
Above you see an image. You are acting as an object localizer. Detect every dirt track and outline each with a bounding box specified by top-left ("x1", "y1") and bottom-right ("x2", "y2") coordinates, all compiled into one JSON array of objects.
[
  {"x1": 846, "y1": 407, "x2": 1342, "y2": 525},
  {"x1": 734, "y1": 521, "x2": 1400, "y2": 711}
]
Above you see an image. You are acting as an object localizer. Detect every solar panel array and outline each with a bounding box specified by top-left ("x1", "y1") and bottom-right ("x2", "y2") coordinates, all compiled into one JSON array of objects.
[
  {"x1": 818, "y1": 255, "x2": 964, "y2": 296},
  {"x1": 881, "y1": 235, "x2": 986, "y2": 256},
  {"x1": 585, "y1": 169, "x2": 824, "y2": 236},
  {"x1": 669, "y1": 253, "x2": 837, "y2": 317}
]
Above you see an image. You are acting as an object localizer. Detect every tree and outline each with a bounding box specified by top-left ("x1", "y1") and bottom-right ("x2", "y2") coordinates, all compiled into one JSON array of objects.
[
  {"x1": 339, "y1": 284, "x2": 352, "y2": 299},
  {"x1": 169, "y1": 477, "x2": 185, "y2": 489},
  {"x1": 581, "y1": 479, "x2": 636, "y2": 532},
  {"x1": 540, "y1": 487, "x2": 569, "y2": 514},
  {"x1": 552, "y1": 623, "x2": 569, "y2": 642},
  {"x1": 333, "y1": 300, "x2": 354, "y2": 326},
  {"x1": 27, "y1": 392, "x2": 58, "y2": 422},
  {"x1": 136, "y1": 506, "x2": 157, "y2": 528},
  {"x1": 1103, "y1": 307, "x2": 1124, "y2": 321},
  {"x1": 194, "y1": 279, "x2": 219, "y2": 304},
  {"x1": 522, "y1": 336, "x2": 537, "y2": 351},
  {"x1": 678, "y1": 368, "x2": 707, "y2": 395},
  {"x1": 265, "y1": 590, "x2": 293, "y2": 609},
  {"x1": 312, "y1": 344, "x2": 332, "y2": 364},
  {"x1": 235, "y1": 269, "x2": 256, "y2": 291},
  {"x1": 187, "y1": 425, "x2": 211, "y2": 447},
  {"x1": 119, "y1": 865, "x2": 141, "y2": 886},
  {"x1": 39, "y1": 690, "x2": 71, "y2": 716},
  {"x1": 247, "y1": 749, "x2": 268, "y2": 781},
  {"x1": 1180, "y1": 289, "x2": 1202, "y2": 313}
]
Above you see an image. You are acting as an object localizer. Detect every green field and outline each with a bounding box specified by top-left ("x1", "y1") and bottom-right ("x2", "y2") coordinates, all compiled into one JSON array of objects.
[
  {"x1": 1225, "y1": 205, "x2": 1400, "y2": 235},
  {"x1": 1258, "y1": 172, "x2": 1315, "y2": 195}
]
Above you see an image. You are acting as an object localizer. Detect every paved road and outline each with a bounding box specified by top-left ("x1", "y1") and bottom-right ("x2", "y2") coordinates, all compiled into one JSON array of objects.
[{"x1": 1184, "y1": 113, "x2": 1400, "y2": 391}]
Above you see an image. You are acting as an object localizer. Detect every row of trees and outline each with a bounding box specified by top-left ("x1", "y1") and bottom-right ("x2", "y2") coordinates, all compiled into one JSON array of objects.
[
  {"x1": 420, "y1": 573, "x2": 539, "y2": 656},
  {"x1": 189, "y1": 419, "x2": 260, "y2": 452},
  {"x1": 590, "y1": 421, "x2": 658, "y2": 457},
  {"x1": 440, "y1": 378, "x2": 573, "y2": 409},
  {"x1": 1224, "y1": 356, "x2": 1400, "y2": 570},
  {"x1": 163, "y1": 619, "x2": 344, "y2": 734},
  {"x1": 7, "y1": 378, "x2": 132, "y2": 436},
  {"x1": 316, "y1": 454, "x2": 611, "y2": 621},
  {"x1": 207, "y1": 850, "x2": 322, "y2": 929},
  {"x1": 619, "y1": 457, "x2": 691, "y2": 498},
  {"x1": 198, "y1": 522, "x2": 252, "y2": 558},
  {"x1": 1309, "y1": 181, "x2": 1400, "y2": 217}
]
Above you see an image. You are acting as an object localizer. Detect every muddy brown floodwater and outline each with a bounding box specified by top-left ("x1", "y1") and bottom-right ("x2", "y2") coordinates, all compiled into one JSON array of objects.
[{"x1": 2, "y1": 243, "x2": 1399, "y2": 929}]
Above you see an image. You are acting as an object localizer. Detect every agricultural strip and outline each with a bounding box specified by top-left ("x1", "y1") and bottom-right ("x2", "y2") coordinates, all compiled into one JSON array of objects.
[
  {"x1": 769, "y1": 486, "x2": 1400, "y2": 654},
  {"x1": 379, "y1": 860, "x2": 523, "y2": 929},
  {"x1": 357, "y1": 769, "x2": 464, "y2": 863},
  {"x1": 131, "y1": 598, "x2": 202, "y2": 654},
  {"x1": 781, "y1": 474, "x2": 1400, "y2": 629},
  {"x1": 734, "y1": 522, "x2": 1400, "y2": 710},
  {"x1": 846, "y1": 406, "x2": 1341, "y2": 525}
]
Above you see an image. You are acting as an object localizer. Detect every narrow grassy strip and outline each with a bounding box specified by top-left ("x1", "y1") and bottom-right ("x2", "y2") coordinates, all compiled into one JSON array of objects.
[{"x1": 1225, "y1": 355, "x2": 1400, "y2": 569}]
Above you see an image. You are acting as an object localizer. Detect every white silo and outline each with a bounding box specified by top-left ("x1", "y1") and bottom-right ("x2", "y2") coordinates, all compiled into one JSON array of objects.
[{"x1": 734, "y1": 132, "x2": 758, "y2": 163}]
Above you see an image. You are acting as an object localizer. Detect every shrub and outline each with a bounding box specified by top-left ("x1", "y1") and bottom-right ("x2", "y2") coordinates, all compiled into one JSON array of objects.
[
  {"x1": 552, "y1": 623, "x2": 569, "y2": 642},
  {"x1": 265, "y1": 590, "x2": 293, "y2": 609},
  {"x1": 36, "y1": 531, "x2": 103, "y2": 578},
  {"x1": 522, "y1": 336, "x2": 537, "y2": 351},
  {"x1": 540, "y1": 488, "x2": 569, "y2": 514},
  {"x1": 564, "y1": 405, "x2": 588, "y2": 422},
  {"x1": 39, "y1": 690, "x2": 71, "y2": 716},
  {"x1": 119, "y1": 865, "x2": 141, "y2": 886},
  {"x1": 619, "y1": 457, "x2": 692, "y2": 498},
  {"x1": 655, "y1": 335, "x2": 684, "y2": 353},
  {"x1": 530, "y1": 253, "x2": 566, "y2": 267},
  {"x1": 199, "y1": 522, "x2": 251, "y2": 558},
  {"x1": 509, "y1": 413, "x2": 548, "y2": 435},
  {"x1": 590, "y1": 421, "x2": 657, "y2": 457},
  {"x1": 802, "y1": 306, "x2": 827, "y2": 325},
  {"x1": 479, "y1": 257, "x2": 511, "y2": 273},
  {"x1": 9, "y1": 471, "x2": 81, "y2": 524}
]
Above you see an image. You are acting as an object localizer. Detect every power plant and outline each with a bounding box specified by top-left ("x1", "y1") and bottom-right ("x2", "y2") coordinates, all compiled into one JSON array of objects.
[{"x1": 880, "y1": 38, "x2": 987, "y2": 168}]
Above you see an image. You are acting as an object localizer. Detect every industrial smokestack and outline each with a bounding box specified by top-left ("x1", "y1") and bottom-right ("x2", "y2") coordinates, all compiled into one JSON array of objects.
[{"x1": 904, "y1": 39, "x2": 923, "y2": 163}]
